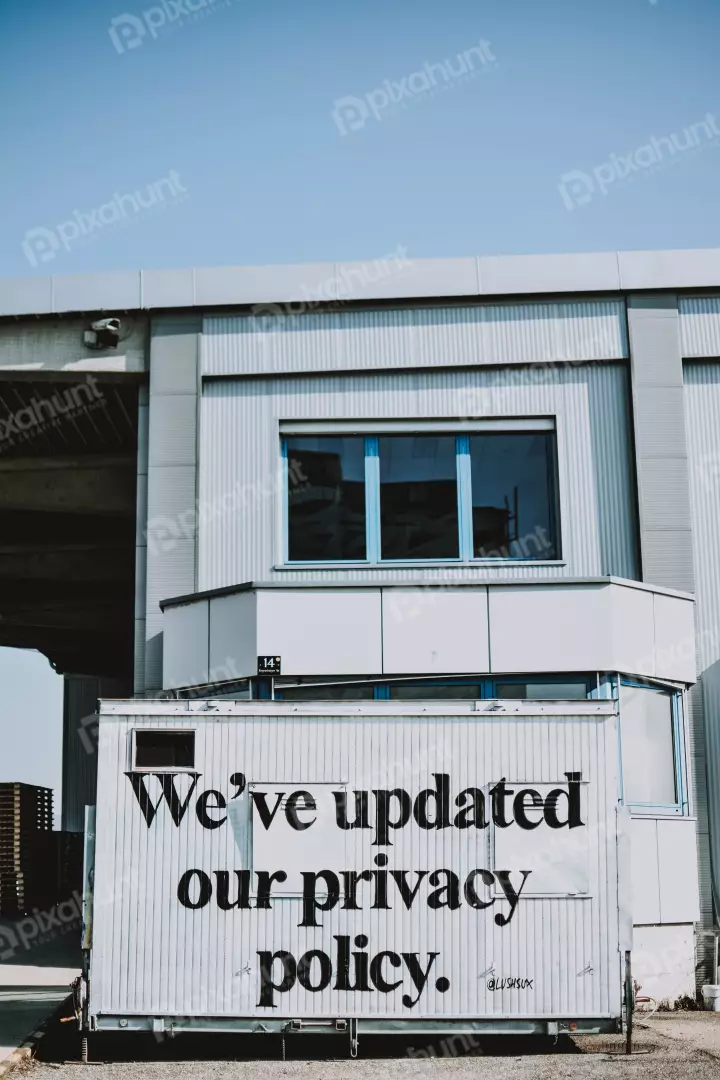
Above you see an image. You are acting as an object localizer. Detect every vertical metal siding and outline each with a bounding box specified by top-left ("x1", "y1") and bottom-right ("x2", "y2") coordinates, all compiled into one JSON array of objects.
[
  {"x1": 144, "y1": 319, "x2": 201, "y2": 693},
  {"x1": 684, "y1": 361, "x2": 720, "y2": 932},
  {"x1": 90, "y1": 705, "x2": 621, "y2": 1021},
  {"x1": 202, "y1": 302, "x2": 628, "y2": 377},
  {"x1": 680, "y1": 297, "x2": 720, "y2": 358},
  {"x1": 684, "y1": 363, "x2": 720, "y2": 671},
  {"x1": 627, "y1": 299, "x2": 694, "y2": 593},
  {"x1": 198, "y1": 364, "x2": 638, "y2": 590}
]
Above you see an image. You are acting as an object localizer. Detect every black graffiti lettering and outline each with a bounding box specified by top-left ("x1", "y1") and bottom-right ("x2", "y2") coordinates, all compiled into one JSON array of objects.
[
  {"x1": 464, "y1": 868, "x2": 495, "y2": 909},
  {"x1": 297, "y1": 950, "x2": 333, "y2": 992},
  {"x1": 259, "y1": 940, "x2": 444, "y2": 1008},
  {"x1": 401, "y1": 952, "x2": 439, "y2": 1008},
  {"x1": 369, "y1": 951, "x2": 403, "y2": 993},
  {"x1": 333, "y1": 790, "x2": 370, "y2": 830},
  {"x1": 285, "y1": 790, "x2": 317, "y2": 831},
  {"x1": 493, "y1": 870, "x2": 532, "y2": 926},
  {"x1": 564, "y1": 772, "x2": 584, "y2": 827},
  {"x1": 333, "y1": 790, "x2": 369, "y2": 829},
  {"x1": 351, "y1": 933, "x2": 373, "y2": 991},
  {"x1": 453, "y1": 787, "x2": 488, "y2": 829},
  {"x1": 372, "y1": 788, "x2": 412, "y2": 845},
  {"x1": 333, "y1": 934, "x2": 353, "y2": 991},
  {"x1": 228, "y1": 772, "x2": 246, "y2": 799},
  {"x1": 341, "y1": 869, "x2": 373, "y2": 909},
  {"x1": 427, "y1": 869, "x2": 461, "y2": 910},
  {"x1": 130, "y1": 771, "x2": 585, "y2": 839},
  {"x1": 513, "y1": 789, "x2": 544, "y2": 830},
  {"x1": 126, "y1": 771, "x2": 200, "y2": 828},
  {"x1": 213, "y1": 870, "x2": 251, "y2": 910},
  {"x1": 488, "y1": 976, "x2": 534, "y2": 991},
  {"x1": 196, "y1": 789, "x2": 227, "y2": 829},
  {"x1": 371, "y1": 853, "x2": 391, "y2": 909},
  {"x1": 488, "y1": 778, "x2": 515, "y2": 828},
  {"x1": 177, "y1": 868, "x2": 212, "y2": 909},
  {"x1": 389, "y1": 869, "x2": 428, "y2": 909},
  {"x1": 413, "y1": 774, "x2": 451, "y2": 830},
  {"x1": 257, "y1": 950, "x2": 296, "y2": 1007},
  {"x1": 255, "y1": 870, "x2": 288, "y2": 908},
  {"x1": 251, "y1": 791, "x2": 285, "y2": 830},
  {"x1": 299, "y1": 870, "x2": 340, "y2": 928},
  {"x1": 544, "y1": 772, "x2": 584, "y2": 829}
]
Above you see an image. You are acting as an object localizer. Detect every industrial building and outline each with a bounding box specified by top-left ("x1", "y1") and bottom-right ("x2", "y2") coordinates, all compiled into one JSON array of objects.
[{"x1": 3, "y1": 248, "x2": 720, "y2": 1003}]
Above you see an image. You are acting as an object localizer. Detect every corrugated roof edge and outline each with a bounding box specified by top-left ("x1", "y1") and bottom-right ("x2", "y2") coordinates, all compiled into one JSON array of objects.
[{"x1": 2, "y1": 247, "x2": 720, "y2": 319}]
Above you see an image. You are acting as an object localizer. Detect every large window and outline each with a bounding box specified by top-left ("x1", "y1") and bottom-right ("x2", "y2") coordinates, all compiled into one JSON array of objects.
[
  {"x1": 274, "y1": 675, "x2": 592, "y2": 701},
  {"x1": 470, "y1": 433, "x2": 556, "y2": 559},
  {"x1": 379, "y1": 435, "x2": 458, "y2": 559},
  {"x1": 286, "y1": 436, "x2": 366, "y2": 561},
  {"x1": 619, "y1": 683, "x2": 683, "y2": 811},
  {"x1": 283, "y1": 429, "x2": 559, "y2": 563}
]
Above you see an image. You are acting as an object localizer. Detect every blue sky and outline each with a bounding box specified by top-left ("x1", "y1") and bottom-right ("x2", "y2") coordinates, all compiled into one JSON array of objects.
[
  {"x1": 1, "y1": 0, "x2": 720, "y2": 279},
  {"x1": 1, "y1": 0, "x2": 719, "y2": 804},
  {"x1": 0, "y1": 650, "x2": 63, "y2": 824}
]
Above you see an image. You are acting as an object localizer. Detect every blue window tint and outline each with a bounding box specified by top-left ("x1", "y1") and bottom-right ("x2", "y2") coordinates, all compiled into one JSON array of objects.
[
  {"x1": 282, "y1": 430, "x2": 560, "y2": 564},
  {"x1": 378, "y1": 435, "x2": 459, "y2": 559},
  {"x1": 469, "y1": 433, "x2": 558, "y2": 559},
  {"x1": 286, "y1": 436, "x2": 366, "y2": 561}
]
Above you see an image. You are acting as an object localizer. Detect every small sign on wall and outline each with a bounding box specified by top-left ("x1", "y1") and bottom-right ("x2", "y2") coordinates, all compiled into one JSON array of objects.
[{"x1": 257, "y1": 656, "x2": 281, "y2": 676}]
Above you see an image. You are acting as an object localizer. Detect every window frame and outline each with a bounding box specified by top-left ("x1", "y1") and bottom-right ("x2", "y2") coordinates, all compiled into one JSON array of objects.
[
  {"x1": 274, "y1": 674, "x2": 595, "y2": 701},
  {"x1": 130, "y1": 729, "x2": 197, "y2": 773},
  {"x1": 281, "y1": 424, "x2": 561, "y2": 566},
  {"x1": 617, "y1": 679, "x2": 687, "y2": 816}
]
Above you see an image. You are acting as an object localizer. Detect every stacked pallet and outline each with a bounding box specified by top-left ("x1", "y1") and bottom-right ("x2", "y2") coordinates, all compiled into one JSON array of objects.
[{"x1": 0, "y1": 783, "x2": 55, "y2": 916}]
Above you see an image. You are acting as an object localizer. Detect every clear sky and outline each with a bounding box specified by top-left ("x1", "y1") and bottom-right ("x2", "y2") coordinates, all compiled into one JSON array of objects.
[
  {"x1": 1, "y1": 0, "x2": 720, "y2": 278},
  {"x1": 0, "y1": 650, "x2": 63, "y2": 825},
  {"x1": 0, "y1": 0, "x2": 719, "y2": 806}
]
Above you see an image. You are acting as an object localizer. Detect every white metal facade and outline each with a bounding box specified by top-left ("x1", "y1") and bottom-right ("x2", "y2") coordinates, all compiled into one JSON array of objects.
[
  {"x1": 202, "y1": 301, "x2": 627, "y2": 377},
  {"x1": 88, "y1": 701, "x2": 624, "y2": 1027},
  {"x1": 161, "y1": 579, "x2": 696, "y2": 689},
  {"x1": 199, "y1": 363, "x2": 637, "y2": 590}
]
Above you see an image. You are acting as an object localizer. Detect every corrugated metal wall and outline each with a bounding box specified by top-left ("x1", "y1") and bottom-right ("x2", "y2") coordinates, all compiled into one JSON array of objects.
[
  {"x1": 203, "y1": 301, "x2": 628, "y2": 377},
  {"x1": 198, "y1": 364, "x2": 638, "y2": 590},
  {"x1": 628, "y1": 298, "x2": 694, "y2": 593},
  {"x1": 683, "y1": 361, "x2": 720, "y2": 930},
  {"x1": 90, "y1": 705, "x2": 621, "y2": 1022},
  {"x1": 680, "y1": 297, "x2": 720, "y2": 358}
]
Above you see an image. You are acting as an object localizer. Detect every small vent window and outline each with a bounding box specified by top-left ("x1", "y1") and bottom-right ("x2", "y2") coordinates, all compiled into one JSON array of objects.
[{"x1": 134, "y1": 730, "x2": 195, "y2": 769}]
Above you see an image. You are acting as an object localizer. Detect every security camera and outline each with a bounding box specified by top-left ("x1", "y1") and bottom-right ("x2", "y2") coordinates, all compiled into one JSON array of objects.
[{"x1": 84, "y1": 317, "x2": 121, "y2": 349}]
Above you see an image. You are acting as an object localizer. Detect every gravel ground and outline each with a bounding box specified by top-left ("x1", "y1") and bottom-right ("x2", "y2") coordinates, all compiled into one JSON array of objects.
[{"x1": 11, "y1": 1017, "x2": 720, "y2": 1080}]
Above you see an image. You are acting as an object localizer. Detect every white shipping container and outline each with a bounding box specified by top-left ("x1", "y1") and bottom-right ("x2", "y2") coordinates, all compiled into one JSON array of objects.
[{"x1": 81, "y1": 699, "x2": 630, "y2": 1041}]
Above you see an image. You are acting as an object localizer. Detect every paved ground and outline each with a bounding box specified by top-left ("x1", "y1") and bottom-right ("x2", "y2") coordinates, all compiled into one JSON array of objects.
[
  {"x1": 0, "y1": 912, "x2": 81, "y2": 1068},
  {"x1": 0, "y1": 988, "x2": 71, "y2": 1071},
  {"x1": 639, "y1": 1012, "x2": 720, "y2": 1057},
  {"x1": 9, "y1": 1013, "x2": 720, "y2": 1080}
]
